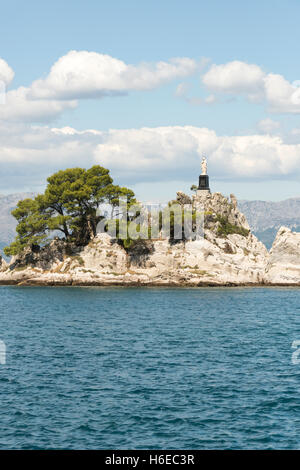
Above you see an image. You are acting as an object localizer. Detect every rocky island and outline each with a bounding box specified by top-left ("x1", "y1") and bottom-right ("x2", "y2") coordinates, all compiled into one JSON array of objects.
[
  {"x1": 1, "y1": 193, "x2": 299, "y2": 287},
  {"x1": 0, "y1": 161, "x2": 299, "y2": 287}
]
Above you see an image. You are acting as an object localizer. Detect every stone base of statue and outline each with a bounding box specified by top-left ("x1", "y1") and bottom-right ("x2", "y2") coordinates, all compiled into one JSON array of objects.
[{"x1": 196, "y1": 189, "x2": 210, "y2": 197}]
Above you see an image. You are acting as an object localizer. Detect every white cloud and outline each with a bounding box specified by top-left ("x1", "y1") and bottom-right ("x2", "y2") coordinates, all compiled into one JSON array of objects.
[
  {"x1": 94, "y1": 126, "x2": 215, "y2": 179},
  {"x1": 291, "y1": 128, "x2": 300, "y2": 136},
  {"x1": 3, "y1": 54, "x2": 300, "y2": 123},
  {"x1": 0, "y1": 51, "x2": 197, "y2": 122},
  {"x1": 29, "y1": 51, "x2": 198, "y2": 100},
  {"x1": 257, "y1": 118, "x2": 281, "y2": 134},
  {"x1": 175, "y1": 82, "x2": 190, "y2": 97},
  {"x1": 202, "y1": 60, "x2": 265, "y2": 97},
  {"x1": 93, "y1": 126, "x2": 300, "y2": 179},
  {"x1": 204, "y1": 94, "x2": 216, "y2": 104},
  {"x1": 0, "y1": 123, "x2": 300, "y2": 190},
  {"x1": 263, "y1": 73, "x2": 300, "y2": 113},
  {"x1": 202, "y1": 60, "x2": 300, "y2": 113},
  {"x1": 0, "y1": 87, "x2": 77, "y2": 122},
  {"x1": 0, "y1": 58, "x2": 14, "y2": 86}
]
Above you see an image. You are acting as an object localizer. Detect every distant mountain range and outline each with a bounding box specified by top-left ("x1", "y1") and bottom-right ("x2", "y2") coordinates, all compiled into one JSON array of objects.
[
  {"x1": 0, "y1": 193, "x2": 300, "y2": 254},
  {"x1": 0, "y1": 193, "x2": 35, "y2": 258},
  {"x1": 239, "y1": 198, "x2": 300, "y2": 249}
]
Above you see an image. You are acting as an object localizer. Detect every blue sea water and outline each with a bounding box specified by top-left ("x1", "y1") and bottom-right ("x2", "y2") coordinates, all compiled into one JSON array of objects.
[{"x1": 0, "y1": 285, "x2": 300, "y2": 449}]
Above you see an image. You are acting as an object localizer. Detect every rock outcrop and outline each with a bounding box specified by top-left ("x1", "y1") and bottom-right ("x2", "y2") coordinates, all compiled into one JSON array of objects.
[
  {"x1": 0, "y1": 255, "x2": 7, "y2": 271},
  {"x1": 193, "y1": 191, "x2": 250, "y2": 233},
  {"x1": 0, "y1": 191, "x2": 274, "y2": 286},
  {"x1": 264, "y1": 226, "x2": 300, "y2": 284},
  {"x1": 0, "y1": 232, "x2": 269, "y2": 286},
  {"x1": 176, "y1": 191, "x2": 192, "y2": 205}
]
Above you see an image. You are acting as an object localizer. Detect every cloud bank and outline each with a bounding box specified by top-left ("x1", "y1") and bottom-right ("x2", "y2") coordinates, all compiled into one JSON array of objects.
[
  {"x1": 2, "y1": 53, "x2": 300, "y2": 124},
  {"x1": 0, "y1": 123, "x2": 299, "y2": 190},
  {"x1": 0, "y1": 52, "x2": 197, "y2": 122},
  {"x1": 1, "y1": 53, "x2": 300, "y2": 191},
  {"x1": 29, "y1": 51, "x2": 198, "y2": 99},
  {"x1": 0, "y1": 58, "x2": 14, "y2": 86},
  {"x1": 202, "y1": 60, "x2": 300, "y2": 113}
]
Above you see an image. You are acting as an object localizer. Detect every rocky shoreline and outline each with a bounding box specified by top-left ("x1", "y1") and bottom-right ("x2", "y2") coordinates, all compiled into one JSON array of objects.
[
  {"x1": 1, "y1": 276, "x2": 300, "y2": 287},
  {"x1": 0, "y1": 279, "x2": 262, "y2": 287}
]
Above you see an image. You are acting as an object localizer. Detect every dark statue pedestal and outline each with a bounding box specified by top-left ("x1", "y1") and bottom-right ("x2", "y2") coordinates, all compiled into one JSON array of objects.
[{"x1": 198, "y1": 175, "x2": 210, "y2": 191}]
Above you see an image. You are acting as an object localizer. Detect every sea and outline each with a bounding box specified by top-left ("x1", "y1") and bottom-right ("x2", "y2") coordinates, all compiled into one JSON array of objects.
[{"x1": 0, "y1": 285, "x2": 299, "y2": 449}]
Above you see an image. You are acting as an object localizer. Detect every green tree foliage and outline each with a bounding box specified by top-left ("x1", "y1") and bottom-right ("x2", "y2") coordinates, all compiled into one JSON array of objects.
[
  {"x1": 4, "y1": 165, "x2": 136, "y2": 256},
  {"x1": 216, "y1": 215, "x2": 250, "y2": 238}
]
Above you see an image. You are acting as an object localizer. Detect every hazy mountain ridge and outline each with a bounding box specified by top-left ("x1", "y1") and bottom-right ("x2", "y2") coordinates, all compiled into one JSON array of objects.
[
  {"x1": 238, "y1": 198, "x2": 300, "y2": 249},
  {"x1": 238, "y1": 198, "x2": 300, "y2": 231}
]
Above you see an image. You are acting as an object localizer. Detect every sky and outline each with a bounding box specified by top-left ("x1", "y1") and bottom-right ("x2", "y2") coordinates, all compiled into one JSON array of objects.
[{"x1": 0, "y1": 0, "x2": 300, "y2": 201}]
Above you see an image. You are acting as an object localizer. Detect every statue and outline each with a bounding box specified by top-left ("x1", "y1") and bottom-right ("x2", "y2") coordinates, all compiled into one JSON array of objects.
[
  {"x1": 201, "y1": 156, "x2": 207, "y2": 175},
  {"x1": 198, "y1": 155, "x2": 210, "y2": 193}
]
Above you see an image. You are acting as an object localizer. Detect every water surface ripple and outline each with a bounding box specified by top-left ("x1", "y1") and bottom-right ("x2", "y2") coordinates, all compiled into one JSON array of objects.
[{"x1": 0, "y1": 286, "x2": 299, "y2": 449}]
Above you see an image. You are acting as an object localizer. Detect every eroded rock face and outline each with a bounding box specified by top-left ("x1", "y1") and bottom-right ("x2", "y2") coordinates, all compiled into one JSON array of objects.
[
  {"x1": 0, "y1": 255, "x2": 7, "y2": 272},
  {"x1": 264, "y1": 227, "x2": 300, "y2": 284},
  {"x1": 176, "y1": 191, "x2": 192, "y2": 205},
  {"x1": 136, "y1": 232, "x2": 268, "y2": 285},
  {"x1": 193, "y1": 191, "x2": 250, "y2": 232},
  {"x1": 78, "y1": 233, "x2": 127, "y2": 273},
  {"x1": 9, "y1": 239, "x2": 82, "y2": 271}
]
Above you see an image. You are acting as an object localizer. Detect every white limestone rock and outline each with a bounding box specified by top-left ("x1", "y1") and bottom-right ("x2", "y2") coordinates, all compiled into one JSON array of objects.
[
  {"x1": 264, "y1": 226, "x2": 300, "y2": 284},
  {"x1": 0, "y1": 255, "x2": 7, "y2": 272}
]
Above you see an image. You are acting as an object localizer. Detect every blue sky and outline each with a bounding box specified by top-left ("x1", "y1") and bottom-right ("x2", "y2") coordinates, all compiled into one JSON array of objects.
[{"x1": 0, "y1": 0, "x2": 300, "y2": 200}]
